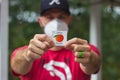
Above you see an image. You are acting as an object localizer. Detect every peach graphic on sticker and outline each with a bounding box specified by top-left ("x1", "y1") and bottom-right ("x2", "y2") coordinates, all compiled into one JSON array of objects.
[{"x1": 54, "y1": 34, "x2": 64, "y2": 42}]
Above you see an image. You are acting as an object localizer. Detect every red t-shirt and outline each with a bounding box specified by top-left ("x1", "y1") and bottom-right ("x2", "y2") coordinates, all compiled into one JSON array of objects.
[{"x1": 11, "y1": 44, "x2": 100, "y2": 80}]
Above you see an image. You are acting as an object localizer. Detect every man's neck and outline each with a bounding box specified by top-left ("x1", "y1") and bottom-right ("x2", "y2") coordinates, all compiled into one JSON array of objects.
[{"x1": 50, "y1": 46, "x2": 64, "y2": 51}]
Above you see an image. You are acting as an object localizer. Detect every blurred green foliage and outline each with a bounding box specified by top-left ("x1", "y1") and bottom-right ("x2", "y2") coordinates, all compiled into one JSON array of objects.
[{"x1": 9, "y1": 0, "x2": 120, "y2": 80}]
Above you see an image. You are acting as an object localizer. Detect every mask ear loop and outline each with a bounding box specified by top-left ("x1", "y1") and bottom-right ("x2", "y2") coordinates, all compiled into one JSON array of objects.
[
  {"x1": 39, "y1": 17, "x2": 46, "y2": 27},
  {"x1": 38, "y1": 17, "x2": 46, "y2": 34}
]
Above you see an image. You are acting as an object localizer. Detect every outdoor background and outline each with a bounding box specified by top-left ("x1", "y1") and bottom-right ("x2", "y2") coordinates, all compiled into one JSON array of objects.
[{"x1": 9, "y1": 0, "x2": 120, "y2": 80}]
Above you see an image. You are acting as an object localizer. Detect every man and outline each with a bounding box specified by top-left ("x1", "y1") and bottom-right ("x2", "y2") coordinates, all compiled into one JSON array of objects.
[{"x1": 11, "y1": 0, "x2": 101, "y2": 80}]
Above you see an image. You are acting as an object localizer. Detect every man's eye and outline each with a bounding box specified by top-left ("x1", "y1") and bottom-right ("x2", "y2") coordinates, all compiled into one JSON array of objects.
[
  {"x1": 58, "y1": 16, "x2": 66, "y2": 20},
  {"x1": 46, "y1": 16, "x2": 54, "y2": 20}
]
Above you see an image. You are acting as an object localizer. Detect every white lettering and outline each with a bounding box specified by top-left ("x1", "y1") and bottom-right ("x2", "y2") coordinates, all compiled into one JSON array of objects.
[{"x1": 44, "y1": 60, "x2": 72, "y2": 80}]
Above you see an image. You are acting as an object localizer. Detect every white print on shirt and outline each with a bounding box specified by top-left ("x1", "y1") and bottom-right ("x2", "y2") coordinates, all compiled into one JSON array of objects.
[
  {"x1": 49, "y1": 0, "x2": 60, "y2": 5},
  {"x1": 44, "y1": 60, "x2": 72, "y2": 80}
]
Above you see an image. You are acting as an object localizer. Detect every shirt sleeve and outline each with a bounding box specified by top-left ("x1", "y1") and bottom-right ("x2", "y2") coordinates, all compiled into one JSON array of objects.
[
  {"x1": 89, "y1": 44, "x2": 100, "y2": 56},
  {"x1": 10, "y1": 45, "x2": 28, "y2": 76}
]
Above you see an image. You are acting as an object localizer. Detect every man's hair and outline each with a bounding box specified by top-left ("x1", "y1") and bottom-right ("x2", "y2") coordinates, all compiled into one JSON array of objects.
[{"x1": 40, "y1": 0, "x2": 70, "y2": 15}]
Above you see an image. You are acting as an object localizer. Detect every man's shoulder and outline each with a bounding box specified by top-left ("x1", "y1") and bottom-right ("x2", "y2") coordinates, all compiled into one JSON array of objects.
[
  {"x1": 11, "y1": 45, "x2": 28, "y2": 58},
  {"x1": 89, "y1": 44, "x2": 100, "y2": 56}
]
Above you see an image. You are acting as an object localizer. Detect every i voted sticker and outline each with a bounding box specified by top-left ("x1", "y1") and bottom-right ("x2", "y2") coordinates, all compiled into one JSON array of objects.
[{"x1": 52, "y1": 31, "x2": 67, "y2": 46}]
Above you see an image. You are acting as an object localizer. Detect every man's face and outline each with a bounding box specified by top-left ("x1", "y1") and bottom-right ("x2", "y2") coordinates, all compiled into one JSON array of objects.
[{"x1": 38, "y1": 8, "x2": 72, "y2": 28}]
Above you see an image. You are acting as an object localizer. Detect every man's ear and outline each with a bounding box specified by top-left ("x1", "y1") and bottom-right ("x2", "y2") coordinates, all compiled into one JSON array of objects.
[
  {"x1": 68, "y1": 16, "x2": 73, "y2": 25},
  {"x1": 38, "y1": 17, "x2": 44, "y2": 28}
]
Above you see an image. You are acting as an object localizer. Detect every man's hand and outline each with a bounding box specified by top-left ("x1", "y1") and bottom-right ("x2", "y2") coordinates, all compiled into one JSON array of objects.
[
  {"x1": 11, "y1": 34, "x2": 55, "y2": 75},
  {"x1": 64, "y1": 38, "x2": 101, "y2": 75},
  {"x1": 24, "y1": 34, "x2": 55, "y2": 61},
  {"x1": 64, "y1": 38, "x2": 91, "y2": 65}
]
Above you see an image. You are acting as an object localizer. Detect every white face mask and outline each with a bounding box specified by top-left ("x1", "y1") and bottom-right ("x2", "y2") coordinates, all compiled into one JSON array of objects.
[{"x1": 44, "y1": 19, "x2": 69, "y2": 46}]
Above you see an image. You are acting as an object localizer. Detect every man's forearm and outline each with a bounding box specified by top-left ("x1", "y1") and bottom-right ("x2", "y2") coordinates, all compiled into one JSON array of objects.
[{"x1": 11, "y1": 48, "x2": 34, "y2": 75}]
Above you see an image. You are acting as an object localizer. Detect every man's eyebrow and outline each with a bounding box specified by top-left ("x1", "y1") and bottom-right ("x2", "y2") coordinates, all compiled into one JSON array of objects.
[
  {"x1": 62, "y1": 12, "x2": 69, "y2": 14},
  {"x1": 43, "y1": 12, "x2": 52, "y2": 16}
]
